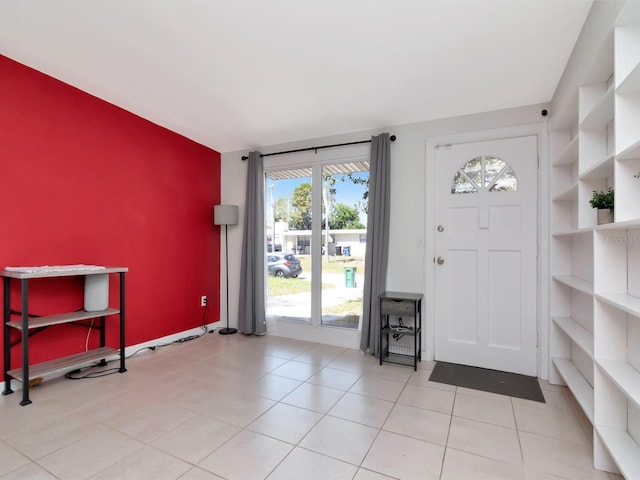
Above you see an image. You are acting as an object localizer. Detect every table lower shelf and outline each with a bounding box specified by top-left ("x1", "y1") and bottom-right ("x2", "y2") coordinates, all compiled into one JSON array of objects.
[
  {"x1": 7, "y1": 347, "x2": 119, "y2": 382},
  {"x1": 381, "y1": 352, "x2": 419, "y2": 367}
]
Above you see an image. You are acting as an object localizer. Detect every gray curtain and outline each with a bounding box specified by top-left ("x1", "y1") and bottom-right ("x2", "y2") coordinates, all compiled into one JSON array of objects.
[
  {"x1": 360, "y1": 133, "x2": 391, "y2": 356},
  {"x1": 238, "y1": 151, "x2": 267, "y2": 335}
]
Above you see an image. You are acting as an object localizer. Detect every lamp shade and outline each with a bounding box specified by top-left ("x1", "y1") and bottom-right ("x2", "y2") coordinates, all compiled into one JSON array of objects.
[{"x1": 214, "y1": 205, "x2": 239, "y2": 226}]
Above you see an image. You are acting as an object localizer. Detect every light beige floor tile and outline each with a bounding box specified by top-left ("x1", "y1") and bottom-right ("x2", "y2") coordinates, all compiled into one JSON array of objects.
[
  {"x1": 37, "y1": 429, "x2": 144, "y2": 480},
  {"x1": 441, "y1": 448, "x2": 525, "y2": 480},
  {"x1": 453, "y1": 392, "x2": 516, "y2": 428},
  {"x1": 512, "y1": 389, "x2": 572, "y2": 415},
  {"x1": 0, "y1": 336, "x2": 612, "y2": 480},
  {"x1": 281, "y1": 382, "x2": 345, "y2": 413},
  {"x1": 362, "y1": 430, "x2": 444, "y2": 480},
  {"x1": 397, "y1": 383, "x2": 455, "y2": 414},
  {"x1": 606, "y1": 473, "x2": 624, "y2": 480},
  {"x1": 327, "y1": 350, "x2": 378, "y2": 374},
  {"x1": 270, "y1": 360, "x2": 324, "y2": 381},
  {"x1": 307, "y1": 367, "x2": 362, "y2": 391},
  {"x1": 0, "y1": 442, "x2": 30, "y2": 477},
  {"x1": 109, "y1": 400, "x2": 197, "y2": 442},
  {"x1": 383, "y1": 403, "x2": 451, "y2": 445},
  {"x1": 353, "y1": 469, "x2": 397, "y2": 480},
  {"x1": 179, "y1": 467, "x2": 225, "y2": 480},
  {"x1": 161, "y1": 378, "x2": 227, "y2": 413},
  {"x1": 365, "y1": 364, "x2": 412, "y2": 383},
  {"x1": 198, "y1": 430, "x2": 292, "y2": 479},
  {"x1": 6, "y1": 415, "x2": 105, "y2": 460},
  {"x1": 455, "y1": 386, "x2": 512, "y2": 402},
  {"x1": 514, "y1": 402, "x2": 590, "y2": 445},
  {"x1": 300, "y1": 416, "x2": 378, "y2": 465},
  {"x1": 407, "y1": 368, "x2": 457, "y2": 391},
  {"x1": 206, "y1": 390, "x2": 276, "y2": 428},
  {"x1": 293, "y1": 345, "x2": 345, "y2": 366},
  {"x1": 328, "y1": 392, "x2": 394, "y2": 428},
  {"x1": 90, "y1": 445, "x2": 192, "y2": 480},
  {"x1": 264, "y1": 344, "x2": 314, "y2": 360},
  {"x1": 447, "y1": 416, "x2": 522, "y2": 465},
  {"x1": 520, "y1": 431, "x2": 611, "y2": 480},
  {"x1": 241, "y1": 374, "x2": 302, "y2": 401},
  {"x1": 267, "y1": 446, "x2": 358, "y2": 480},
  {"x1": 0, "y1": 462, "x2": 57, "y2": 480},
  {"x1": 349, "y1": 374, "x2": 405, "y2": 402},
  {"x1": 247, "y1": 403, "x2": 322, "y2": 444},
  {"x1": 151, "y1": 415, "x2": 241, "y2": 464}
]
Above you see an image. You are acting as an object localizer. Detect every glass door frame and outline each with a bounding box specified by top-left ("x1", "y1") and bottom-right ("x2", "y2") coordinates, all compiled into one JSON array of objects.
[{"x1": 263, "y1": 144, "x2": 369, "y2": 348}]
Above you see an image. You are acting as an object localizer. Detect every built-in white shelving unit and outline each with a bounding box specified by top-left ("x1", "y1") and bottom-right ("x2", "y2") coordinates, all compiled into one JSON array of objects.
[{"x1": 549, "y1": 2, "x2": 640, "y2": 476}]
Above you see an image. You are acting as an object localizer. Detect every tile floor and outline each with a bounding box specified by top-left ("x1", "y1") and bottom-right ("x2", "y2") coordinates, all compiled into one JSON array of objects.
[{"x1": 0, "y1": 333, "x2": 625, "y2": 480}]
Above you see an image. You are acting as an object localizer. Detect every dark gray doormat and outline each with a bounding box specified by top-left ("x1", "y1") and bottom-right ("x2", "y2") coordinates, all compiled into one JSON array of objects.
[{"x1": 429, "y1": 362, "x2": 545, "y2": 403}]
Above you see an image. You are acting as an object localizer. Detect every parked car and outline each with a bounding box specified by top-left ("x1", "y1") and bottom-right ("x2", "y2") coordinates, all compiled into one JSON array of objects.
[
  {"x1": 267, "y1": 243, "x2": 282, "y2": 252},
  {"x1": 267, "y1": 253, "x2": 302, "y2": 278}
]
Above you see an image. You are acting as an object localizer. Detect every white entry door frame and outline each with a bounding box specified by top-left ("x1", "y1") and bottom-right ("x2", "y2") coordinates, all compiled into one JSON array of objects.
[{"x1": 424, "y1": 123, "x2": 550, "y2": 379}]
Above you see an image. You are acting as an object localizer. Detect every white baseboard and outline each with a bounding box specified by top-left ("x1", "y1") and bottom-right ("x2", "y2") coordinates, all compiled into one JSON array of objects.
[{"x1": 1, "y1": 322, "x2": 220, "y2": 395}]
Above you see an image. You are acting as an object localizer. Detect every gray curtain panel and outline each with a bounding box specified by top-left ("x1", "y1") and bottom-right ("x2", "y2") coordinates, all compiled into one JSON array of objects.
[
  {"x1": 238, "y1": 151, "x2": 267, "y2": 335},
  {"x1": 359, "y1": 133, "x2": 391, "y2": 356}
]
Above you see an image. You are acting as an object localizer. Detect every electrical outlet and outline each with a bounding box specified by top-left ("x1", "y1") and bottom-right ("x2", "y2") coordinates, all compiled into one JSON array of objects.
[{"x1": 200, "y1": 295, "x2": 207, "y2": 307}]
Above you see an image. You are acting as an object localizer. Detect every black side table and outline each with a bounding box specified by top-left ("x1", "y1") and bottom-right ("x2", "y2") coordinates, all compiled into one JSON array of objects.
[{"x1": 379, "y1": 291, "x2": 422, "y2": 370}]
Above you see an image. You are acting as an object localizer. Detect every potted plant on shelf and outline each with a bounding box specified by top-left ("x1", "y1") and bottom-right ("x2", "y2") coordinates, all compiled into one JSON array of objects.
[{"x1": 589, "y1": 187, "x2": 614, "y2": 225}]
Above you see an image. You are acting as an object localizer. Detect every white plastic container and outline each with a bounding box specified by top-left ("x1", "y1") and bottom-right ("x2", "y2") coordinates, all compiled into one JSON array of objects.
[{"x1": 84, "y1": 274, "x2": 109, "y2": 311}]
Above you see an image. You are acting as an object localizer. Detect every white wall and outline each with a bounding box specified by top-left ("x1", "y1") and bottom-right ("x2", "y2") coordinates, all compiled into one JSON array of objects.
[{"x1": 220, "y1": 104, "x2": 548, "y2": 367}]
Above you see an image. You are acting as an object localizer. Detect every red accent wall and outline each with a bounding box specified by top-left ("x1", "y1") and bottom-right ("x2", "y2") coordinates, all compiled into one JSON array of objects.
[{"x1": 0, "y1": 55, "x2": 221, "y2": 372}]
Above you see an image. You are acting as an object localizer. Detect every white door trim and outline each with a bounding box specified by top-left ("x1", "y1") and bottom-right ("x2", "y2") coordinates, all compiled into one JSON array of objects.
[{"x1": 424, "y1": 122, "x2": 550, "y2": 379}]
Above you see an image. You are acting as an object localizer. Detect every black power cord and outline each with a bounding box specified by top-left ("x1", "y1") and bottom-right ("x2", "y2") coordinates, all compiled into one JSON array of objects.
[{"x1": 64, "y1": 326, "x2": 209, "y2": 380}]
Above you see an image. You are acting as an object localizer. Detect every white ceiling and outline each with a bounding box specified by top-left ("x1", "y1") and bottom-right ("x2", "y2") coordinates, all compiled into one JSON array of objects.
[{"x1": 0, "y1": 1, "x2": 592, "y2": 153}]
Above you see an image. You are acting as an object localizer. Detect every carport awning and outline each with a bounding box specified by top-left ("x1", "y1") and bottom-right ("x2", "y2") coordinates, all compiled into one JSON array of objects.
[{"x1": 266, "y1": 162, "x2": 369, "y2": 180}]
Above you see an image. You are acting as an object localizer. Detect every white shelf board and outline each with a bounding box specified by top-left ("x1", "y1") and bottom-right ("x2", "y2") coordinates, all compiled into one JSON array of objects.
[
  {"x1": 617, "y1": 61, "x2": 640, "y2": 94},
  {"x1": 597, "y1": 293, "x2": 640, "y2": 318},
  {"x1": 552, "y1": 182, "x2": 578, "y2": 202},
  {"x1": 7, "y1": 309, "x2": 121, "y2": 330},
  {"x1": 552, "y1": 227, "x2": 593, "y2": 237},
  {"x1": 579, "y1": 153, "x2": 615, "y2": 180},
  {"x1": 0, "y1": 266, "x2": 128, "y2": 279},
  {"x1": 553, "y1": 317, "x2": 594, "y2": 358},
  {"x1": 7, "y1": 347, "x2": 119, "y2": 381},
  {"x1": 596, "y1": 218, "x2": 640, "y2": 231},
  {"x1": 553, "y1": 358, "x2": 594, "y2": 423},
  {"x1": 597, "y1": 359, "x2": 640, "y2": 411},
  {"x1": 596, "y1": 426, "x2": 640, "y2": 479},
  {"x1": 616, "y1": 137, "x2": 640, "y2": 160},
  {"x1": 580, "y1": 84, "x2": 615, "y2": 129},
  {"x1": 553, "y1": 275, "x2": 595, "y2": 295},
  {"x1": 553, "y1": 136, "x2": 579, "y2": 166}
]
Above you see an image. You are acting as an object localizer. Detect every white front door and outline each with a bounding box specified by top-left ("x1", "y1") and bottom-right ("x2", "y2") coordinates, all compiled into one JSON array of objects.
[{"x1": 434, "y1": 136, "x2": 538, "y2": 376}]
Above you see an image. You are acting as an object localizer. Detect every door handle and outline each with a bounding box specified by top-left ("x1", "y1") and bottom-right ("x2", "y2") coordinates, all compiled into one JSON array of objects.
[{"x1": 436, "y1": 257, "x2": 445, "y2": 265}]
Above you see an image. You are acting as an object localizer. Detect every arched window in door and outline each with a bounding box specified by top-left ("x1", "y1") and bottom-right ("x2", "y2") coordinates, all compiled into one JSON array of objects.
[{"x1": 451, "y1": 155, "x2": 518, "y2": 194}]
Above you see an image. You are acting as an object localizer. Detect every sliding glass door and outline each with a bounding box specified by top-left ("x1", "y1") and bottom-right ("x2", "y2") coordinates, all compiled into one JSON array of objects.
[{"x1": 263, "y1": 147, "x2": 369, "y2": 345}]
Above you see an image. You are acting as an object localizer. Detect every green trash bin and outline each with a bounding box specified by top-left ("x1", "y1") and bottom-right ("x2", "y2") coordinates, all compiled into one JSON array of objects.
[{"x1": 344, "y1": 267, "x2": 357, "y2": 288}]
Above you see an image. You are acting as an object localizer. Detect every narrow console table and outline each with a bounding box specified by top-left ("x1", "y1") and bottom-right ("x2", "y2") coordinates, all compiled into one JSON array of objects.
[
  {"x1": 379, "y1": 291, "x2": 422, "y2": 370},
  {"x1": 2, "y1": 266, "x2": 127, "y2": 405}
]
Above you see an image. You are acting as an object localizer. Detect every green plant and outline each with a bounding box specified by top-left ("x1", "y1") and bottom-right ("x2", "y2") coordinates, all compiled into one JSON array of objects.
[{"x1": 589, "y1": 188, "x2": 614, "y2": 211}]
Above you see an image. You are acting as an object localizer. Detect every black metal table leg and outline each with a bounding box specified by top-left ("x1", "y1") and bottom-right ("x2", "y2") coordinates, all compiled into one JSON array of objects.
[
  {"x1": 2, "y1": 277, "x2": 13, "y2": 396},
  {"x1": 118, "y1": 272, "x2": 126, "y2": 373},
  {"x1": 97, "y1": 314, "x2": 108, "y2": 366},
  {"x1": 20, "y1": 279, "x2": 31, "y2": 406}
]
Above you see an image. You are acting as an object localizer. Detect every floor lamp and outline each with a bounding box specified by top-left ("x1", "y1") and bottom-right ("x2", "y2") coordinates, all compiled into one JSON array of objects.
[{"x1": 214, "y1": 204, "x2": 239, "y2": 335}]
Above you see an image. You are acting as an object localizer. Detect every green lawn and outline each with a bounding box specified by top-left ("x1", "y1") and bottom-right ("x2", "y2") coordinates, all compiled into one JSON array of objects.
[
  {"x1": 267, "y1": 276, "x2": 335, "y2": 296},
  {"x1": 297, "y1": 255, "x2": 365, "y2": 274}
]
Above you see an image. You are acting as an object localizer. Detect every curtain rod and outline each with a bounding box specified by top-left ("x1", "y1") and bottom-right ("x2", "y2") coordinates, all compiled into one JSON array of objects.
[{"x1": 241, "y1": 135, "x2": 396, "y2": 161}]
